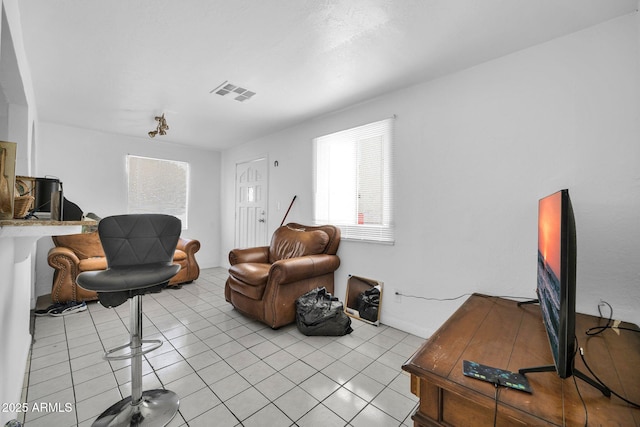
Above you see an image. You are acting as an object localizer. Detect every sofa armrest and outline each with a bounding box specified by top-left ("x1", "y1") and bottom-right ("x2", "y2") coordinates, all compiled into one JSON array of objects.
[
  {"x1": 47, "y1": 246, "x2": 81, "y2": 303},
  {"x1": 268, "y1": 254, "x2": 341, "y2": 285},
  {"x1": 229, "y1": 246, "x2": 269, "y2": 265},
  {"x1": 175, "y1": 237, "x2": 201, "y2": 281},
  {"x1": 48, "y1": 246, "x2": 81, "y2": 268},
  {"x1": 177, "y1": 237, "x2": 200, "y2": 255}
]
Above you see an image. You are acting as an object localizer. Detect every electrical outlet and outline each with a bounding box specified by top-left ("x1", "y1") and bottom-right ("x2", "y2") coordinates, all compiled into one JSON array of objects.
[{"x1": 394, "y1": 288, "x2": 402, "y2": 302}]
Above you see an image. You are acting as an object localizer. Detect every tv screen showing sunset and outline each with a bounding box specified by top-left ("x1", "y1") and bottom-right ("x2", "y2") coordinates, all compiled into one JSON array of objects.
[{"x1": 537, "y1": 191, "x2": 563, "y2": 367}]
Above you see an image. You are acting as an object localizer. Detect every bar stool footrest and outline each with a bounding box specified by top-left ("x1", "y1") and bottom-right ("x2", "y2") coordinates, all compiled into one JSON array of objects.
[{"x1": 104, "y1": 339, "x2": 163, "y2": 361}]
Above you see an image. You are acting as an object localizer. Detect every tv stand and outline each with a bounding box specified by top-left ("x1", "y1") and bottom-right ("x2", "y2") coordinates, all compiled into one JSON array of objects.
[
  {"x1": 402, "y1": 294, "x2": 640, "y2": 426},
  {"x1": 518, "y1": 364, "x2": 611, "y2": 397}
]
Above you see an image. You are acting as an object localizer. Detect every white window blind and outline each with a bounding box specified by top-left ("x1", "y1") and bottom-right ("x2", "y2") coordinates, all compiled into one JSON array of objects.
[
  {"x1": 126, "y1": 155, "x2": 189, "y2": 228},
  {"x1": 313, "y1": 118, "x2": 394, "y2": 243}
]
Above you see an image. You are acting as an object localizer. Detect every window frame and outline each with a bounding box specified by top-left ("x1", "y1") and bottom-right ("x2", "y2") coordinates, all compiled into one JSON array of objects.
[
  {"x1": 312, "y1": 117, "x2": 395, "y2": 244},
  {"x1": 126, "y1": 154, "x2": 190, "y2": 229}
]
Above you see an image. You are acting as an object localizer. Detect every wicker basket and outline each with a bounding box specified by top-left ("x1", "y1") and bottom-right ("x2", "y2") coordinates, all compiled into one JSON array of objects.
[{"x1": 13, "y1": 195, "x2": 34, "y2": 219}]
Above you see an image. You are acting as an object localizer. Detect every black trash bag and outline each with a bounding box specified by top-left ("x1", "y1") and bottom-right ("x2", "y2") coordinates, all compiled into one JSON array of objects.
[
  {"x1": 356, "y1": 287, "x2": 380, "y2": 322},
  {"x1": 296, "y1": 287, "x2": 353, "y2": 336}
]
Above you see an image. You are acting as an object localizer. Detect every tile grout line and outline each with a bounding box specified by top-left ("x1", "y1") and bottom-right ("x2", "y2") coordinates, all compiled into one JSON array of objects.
[
  {"x1": 64, "y1": 312, "x2": 82, "y2": 426},
  {"x1": 19, "y1": 314, "x2": 35, "y2": 426}
]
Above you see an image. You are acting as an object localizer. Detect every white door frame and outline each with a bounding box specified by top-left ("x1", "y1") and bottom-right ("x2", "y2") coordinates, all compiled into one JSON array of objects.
[{"x1": 234, "y1": 157, "x2": 268, "y2": 248}]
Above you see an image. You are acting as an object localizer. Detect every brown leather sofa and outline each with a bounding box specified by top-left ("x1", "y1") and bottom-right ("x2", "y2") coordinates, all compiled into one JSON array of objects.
[
  {"x1": 225, "y1": 223, "x2": 341, "y2": 329},
  {"x1": 47, "y1": 231, "x2": 200, "y2": 303}
]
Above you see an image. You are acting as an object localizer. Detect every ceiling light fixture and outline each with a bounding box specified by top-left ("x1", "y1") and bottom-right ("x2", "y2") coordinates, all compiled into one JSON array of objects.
[
  {"x1": 210, "y1": 80, "x2": 256, "y2": 102},
  {"x1": 148, "y1": 113, "x2": 169, "y2": 138}
]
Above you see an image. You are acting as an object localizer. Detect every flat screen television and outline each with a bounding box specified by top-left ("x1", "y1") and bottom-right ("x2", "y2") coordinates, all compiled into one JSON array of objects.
[
  {"x1": 536, "y1": 189, "x2": 576, "y2": 378},
  {"x1": 519, "y1": 189, "x2": 609, "y2": 396}
]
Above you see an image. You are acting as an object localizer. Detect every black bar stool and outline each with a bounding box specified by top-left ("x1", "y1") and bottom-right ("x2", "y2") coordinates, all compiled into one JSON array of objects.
[{"x1": 77, "y1": 214, "x2": 182, "y2": 427}]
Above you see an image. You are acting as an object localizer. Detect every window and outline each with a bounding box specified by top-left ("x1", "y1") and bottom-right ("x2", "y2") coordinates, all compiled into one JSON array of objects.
[
  {"x1": 313, "y1": 118, "x2": 394, "y2": 243},
  {"x1": 126, "y1": 155, "x2": 189, "y2": 228}
]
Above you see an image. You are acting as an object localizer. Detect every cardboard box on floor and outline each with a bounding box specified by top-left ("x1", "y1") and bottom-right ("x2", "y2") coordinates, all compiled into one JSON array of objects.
[{"x1": 344, "y1": 275, "x2": 383, "y2": 326}]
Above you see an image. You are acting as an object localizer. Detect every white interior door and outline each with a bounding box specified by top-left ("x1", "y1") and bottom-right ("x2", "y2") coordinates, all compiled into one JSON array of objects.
[{"x1": 235, "y1": 157, "x2": 268, "y2": 248}]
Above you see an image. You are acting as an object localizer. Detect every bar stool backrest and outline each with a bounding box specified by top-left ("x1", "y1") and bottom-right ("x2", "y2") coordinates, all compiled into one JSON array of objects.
[{"x1": 99, "y1": 214, "x2": 181, "y2": 268}]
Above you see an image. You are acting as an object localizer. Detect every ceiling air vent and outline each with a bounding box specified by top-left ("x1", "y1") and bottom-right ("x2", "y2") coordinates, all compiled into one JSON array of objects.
[{"x1": 210, "y1": 81, "x2": 256, "y2": 102}]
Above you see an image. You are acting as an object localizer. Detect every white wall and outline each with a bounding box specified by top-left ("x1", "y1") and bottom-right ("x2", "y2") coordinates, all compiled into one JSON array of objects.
[
  {"x1": 222, "y1": 12, "x2": 640, "y2": 338},
  {"x1": 1, "y1": 0, "x2": 41, "y2": 421},
  {"x1": 1, "y1": 0, "x2": 37, "y2": 176},
  {"x1": 34, "y1": 123, "x2": 222, "y2": 297}
]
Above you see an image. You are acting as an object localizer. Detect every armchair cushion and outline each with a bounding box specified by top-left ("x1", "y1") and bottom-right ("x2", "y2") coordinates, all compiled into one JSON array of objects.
[
  {"x1": 54, "y1": 231, "x2": 104, "y2": 259},
  {"x1": 269, "y1": 226, "x2": 329, "y2": 262}
]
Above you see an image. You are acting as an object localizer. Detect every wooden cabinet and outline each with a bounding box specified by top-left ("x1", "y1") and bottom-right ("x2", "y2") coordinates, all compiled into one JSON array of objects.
[{"x1": 402, "y1": 294, "x2": 640, "y2": 426}]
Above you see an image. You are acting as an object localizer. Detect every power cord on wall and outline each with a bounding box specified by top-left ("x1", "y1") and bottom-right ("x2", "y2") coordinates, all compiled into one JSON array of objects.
[
  {"x1": 393, "y1": 291, "x2": 473, "y2": 301},
  {"x1": 393, "y1": 291, "x2": 533, "y2": 302}
]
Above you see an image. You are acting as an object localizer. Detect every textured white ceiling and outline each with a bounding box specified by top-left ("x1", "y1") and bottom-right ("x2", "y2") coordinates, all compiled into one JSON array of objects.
[{"x1": 17, "y1": 0, "x2": 637, "y2": 150}]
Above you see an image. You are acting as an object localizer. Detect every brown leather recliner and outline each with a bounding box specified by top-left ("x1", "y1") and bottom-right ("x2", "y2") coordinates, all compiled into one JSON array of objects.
[
  {"x1": 225, "y1": 223, "x2": 341, "y2": 329},
  {"x1": 47, "y1": 231, "x2": 200, "y2": 303}
]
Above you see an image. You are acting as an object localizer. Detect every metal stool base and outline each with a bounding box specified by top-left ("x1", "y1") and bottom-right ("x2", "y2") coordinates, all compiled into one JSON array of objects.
[{"x1": 91, "y1": 389, "x2": 179, "y2": 427}]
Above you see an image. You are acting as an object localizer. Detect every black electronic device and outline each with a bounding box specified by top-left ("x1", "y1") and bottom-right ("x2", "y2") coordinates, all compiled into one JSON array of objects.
[
  {"x1": 33, "y1": 177, "x2": 63, "y2": 219},
  {"x1": 463, "y1": 360, "x2": 531, "y2": 393},
  {"x1": 518, "y1": 189, "x2": 610, "y2": 396},
  {"x1": 34, "y1": 177, "x2": 60, "y2": 213}
]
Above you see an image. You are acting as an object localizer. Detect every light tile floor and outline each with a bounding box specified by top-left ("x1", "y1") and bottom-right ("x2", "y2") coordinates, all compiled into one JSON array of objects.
[{"x1": 21, "y1": 268, "x2": 421, "y2": 426}]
